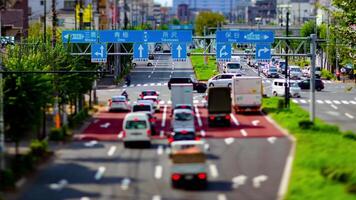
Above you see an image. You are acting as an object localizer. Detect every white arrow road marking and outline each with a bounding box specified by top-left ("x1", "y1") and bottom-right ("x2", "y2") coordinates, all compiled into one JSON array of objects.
[
  {"x1": 252, "y1": 120, "x2": 260, "y2": 126},
  {"x1": 240, "y1": 129, "x2": 248, "y2": 137},
  {"x1": 176, "y1": 44, "x2": 182, "y2": 58},
  {"x1": 157, "y1": 145, "x2": 163, "y2": 155},
  {"x1": 100, "y1": 122, "x2": 111, "y2": 128},
  {"x1": 267, "y1": 137, "x2": 277, "y2": 144},
  {"x1": 49, "y1": 179, "x2": 68, "y2": 190},
  {"x1": 253, "y1": 175, "x2": 268, "y2": 188},
  {"x1": 209, "y1": 164, "x2": 219, "y2": 178},
  {"x1": 217, "y1": 194, "x2": 227, "y2": 200},
  {"x1": 154, "y1": 165, "x2": 163, "y2": 179},
  {"x1": 345, "y1": 113, "x2": 354, "y2": 119},
  {"x1": 161, "y1": 105, "x2": 167, "y2": 127},
  {"x1": 195, "y1": 106, "x2": 203, "y2": 127},
  {"x1": 232, "y1": 175, "x2": 247, "y2": 189},
  {"x1": 152, "y1": 195, "x2": 161, "y2": 200},
  {"x1": 95, "y1": 166, "x2": 106, "y2": 180},
  {"x1": 120, "y1": 178, "x2": 131, "y2": 190},
  {"x1": 84, "y1": 140, "x2": 98, "y2": 147},
  {"x1": 224, "y1": 137, "x2": 235, "y2": 145},
  {"x1": 230, "y1": 114, "x2": 240, "y2": 126},
  {"x1": 107, "y1": 146, "x2": 117, "y2": 157}
]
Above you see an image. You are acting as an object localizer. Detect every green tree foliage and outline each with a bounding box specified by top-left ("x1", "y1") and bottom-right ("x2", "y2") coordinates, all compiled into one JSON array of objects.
[
  {"x1": 170, "y1": 18, "x2": 181, "y2": 25},
  {"x1": 195, "y1": 12, "x2": 225, "y2": 36}
]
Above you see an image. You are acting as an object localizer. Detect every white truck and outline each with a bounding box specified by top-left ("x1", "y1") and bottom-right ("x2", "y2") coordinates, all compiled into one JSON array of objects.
[
  {"x1": 170, "y1": 140, "x2": 208, "y2": 189},
  {"x1": 232, "y1": 76, "x2": 262, "y2": 113},
  {"x1": 171, "y1": 83, "x2": 193, "y2": 109}
]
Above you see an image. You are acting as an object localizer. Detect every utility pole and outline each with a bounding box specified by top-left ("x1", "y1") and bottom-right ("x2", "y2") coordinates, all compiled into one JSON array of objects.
[
  {"x1": 79, "y1": 0, "x2": 83, "y2": 30},
  {"x1": 52, "y1": 0, "x2": 60, "y2": 128},
  {"x1": 284, "y1": 11, "x2": 290, "y2": 108},
  {"x1": 44, "y1": 0, "x2": 47, "y2": 42},
  {"x1": 203, "y1": 26, "x2": 207, "y2": 65},
  {"x1": 310, "y1": 34, "x2": 317, "y2": 123},
  {"x1": 124, "y1": 0, "x2": 128, "y2": 30}
]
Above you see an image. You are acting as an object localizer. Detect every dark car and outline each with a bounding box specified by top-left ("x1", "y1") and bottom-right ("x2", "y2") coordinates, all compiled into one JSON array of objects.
[
  {"x1": 168, "y1": 77, "x2": 207, "y2": 93},
  {"x1": 298, "y1": 79, "x2": 324, "y2": 91}
]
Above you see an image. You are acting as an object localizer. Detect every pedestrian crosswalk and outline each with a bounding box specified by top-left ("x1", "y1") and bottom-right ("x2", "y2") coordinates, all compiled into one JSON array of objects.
[
  {"x1": 292, "y1": 99, "x2": 356, "y2": 105},
  {"x1": 123, "y1": 82, "x2": 168, "y2": 88}
]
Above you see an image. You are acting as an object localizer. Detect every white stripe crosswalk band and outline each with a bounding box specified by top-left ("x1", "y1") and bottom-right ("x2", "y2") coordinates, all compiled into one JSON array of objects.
[
  {"x1": 325, "y1": 100, "x2": 332, "y2": 104},
  {"x1": 299, "y1": 99, "x2": 307, "y2": 104},
  {"x1": 333, "y1": 100, "x2": 341, "y2": 104},
  {"x1": 345, "y1": 113, "x2": 354, "y2": 119},
  {"x1": 292, "y1": 99, "x2": 298, "y2": 103},
  {"x1": 316, "y1": 100, "x2": 324, "y2": 104},
  {"x1": 350, "y1": 101, "x2": 356, "y2": 105},
  {"x1": 341, "y1": 101, "x2": 349, "y2": 104}
]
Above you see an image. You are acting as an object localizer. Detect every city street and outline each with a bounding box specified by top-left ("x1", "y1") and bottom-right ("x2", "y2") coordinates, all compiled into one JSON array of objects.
[{"x1": 15, "y1": 55, "x2": 293, "y2": 200}]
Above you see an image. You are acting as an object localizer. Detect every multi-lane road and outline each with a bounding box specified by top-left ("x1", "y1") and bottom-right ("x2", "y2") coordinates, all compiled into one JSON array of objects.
[{"x1": 13, "y1": 55, "x2": 295, "y2": 200}]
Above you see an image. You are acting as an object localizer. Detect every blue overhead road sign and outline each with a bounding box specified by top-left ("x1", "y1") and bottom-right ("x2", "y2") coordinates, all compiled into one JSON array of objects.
[
  {"x1": 216, "y1": 30, "x2": 274, "y2": 43},
  {"x1": 146, "y1": 30, "x2": 192, "y2": 43},
  {"x1": 133, "y1": 43, "x2": 149, "y2": 60},
  {"x1": 172, "y1": 43, "x2": 187, "y2": 61},
  {"x1": 255, "y1": 44, "x2": 271, "y2": 60},
  {"x1": 62, "y1": 30, "x2": 98, "y2": 43},
  {"x1": 216, "y1": 43, "x2": 231, "y2": 61},
  {"x1": 99, "y1": 30, "x2": 143, "y2": 43},
  {"x1": 91, "y1": 43, "x2": 107, "y2": 63}
]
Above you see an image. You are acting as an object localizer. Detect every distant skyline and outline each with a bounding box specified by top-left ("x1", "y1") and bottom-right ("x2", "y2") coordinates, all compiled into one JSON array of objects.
[{"x1": 154, "y1": 0, "x2": 172, "y2": 7}]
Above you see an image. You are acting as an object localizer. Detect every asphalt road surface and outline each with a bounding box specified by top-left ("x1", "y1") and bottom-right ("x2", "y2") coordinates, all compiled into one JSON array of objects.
[{"x1": 16, "y1": 56, "x2": 292, "y2": 200}]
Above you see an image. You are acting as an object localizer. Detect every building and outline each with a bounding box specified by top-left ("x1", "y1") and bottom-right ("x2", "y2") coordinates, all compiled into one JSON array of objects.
[
  {"x1": 177, "y1": 4, "x2": 189, "y2": 23},
  {"x1": 0, "y1": 0, "x2": 29, "y2": 38},
  {"x1": 277, "y1": 0, "x2": 316, "y2": 26},
  {"x1": 248, "y1": 0, "x2": 277, "y2": 25}
]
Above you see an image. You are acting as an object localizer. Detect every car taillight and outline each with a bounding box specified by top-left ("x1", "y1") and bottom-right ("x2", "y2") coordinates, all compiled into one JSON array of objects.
[
  {"x1": 225, "y1": 115, "x2": 231, "y2": 120},
  {"x1": 122, "y1": 131, "x2": 126, "y2": 138},
  {"x1": 209, "y1": 116, "x2": 215, "y2": 120},
  {"x1": 172, "y1": 173, "x2": 181, "y2": 181},
  {"x1": 150, "y1": 118, "x2": 155, "y2": 123},
  {"x1": 197, "y1": 173, "x2": 207, "y2": 180},
  {"x1": 147, "y1": 130, "x2": 151, "y2": 136},
  {"x1": 168, "y1": 137, "x2": 174, "y2": 143},
  {"x1": 195, "y1": 137, "x2": 201, "y2": 141}
]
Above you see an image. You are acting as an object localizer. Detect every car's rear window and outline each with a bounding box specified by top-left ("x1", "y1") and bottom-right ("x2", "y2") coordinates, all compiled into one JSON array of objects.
[
  {"x1": 133, "y1": 105, "x2": 151, "y2": 112},
  {"x1": 170, "y1": 78, "x2": 191, "y2": 83},
  {"x1": 125, "y1": 120, "x2": 147, "y2": 129},
  {"x1": 175, "y1": 105, "x2": 193, "y2": 110},
  {"x1": 227, "y1": 63, "x2": 241, "y2": 69},
  {"x1": 142, "y1": 91, "x2": 157, "y2": 96},
  {"x1": 269, "y1": 68, "x2": 277, "y2": 72},
  {"x1": 173, "y1": 133, "x2": 196, "y2": 141},
  {"x1": 112, "y1": 97, "x2": 126, "y2": 102},
  {"x1": 174, "y1": 112, "x2": 193, "y2": 121}
]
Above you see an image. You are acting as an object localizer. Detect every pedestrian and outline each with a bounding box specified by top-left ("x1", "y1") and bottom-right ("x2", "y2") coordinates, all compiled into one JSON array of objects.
[
  {"x1": 125, "y1": 74, "x2": 131, "y2": 86},
  {"x1": 340, "y1": 67, "x2": 346, "y2": 83}
]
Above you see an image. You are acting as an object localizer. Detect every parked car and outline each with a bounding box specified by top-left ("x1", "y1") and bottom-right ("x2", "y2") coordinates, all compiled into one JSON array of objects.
[
  {"x1": 207, "y1": 73, "x2": 241, "y2": 88},
  {"x1": 168, "y1": 77, "x2": 207, "y2": 93},
  {"x1": 122, "y1": 112, "x2": 152, "y2": 148},
  {"x1": 108, "y1": 96, "x2": 130, "y2": 112},
  {"x1": 298, "y1": 78, "x2": 325, "y2": 91}
]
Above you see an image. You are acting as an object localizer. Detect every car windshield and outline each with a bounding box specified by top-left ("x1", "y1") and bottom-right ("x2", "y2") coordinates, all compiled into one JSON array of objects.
[
  {"x1": 291, "y1": 82, "x2": 299, "y2": 87},
  {"x1": 133, "y1": 105, "x2": 151, "y2": 112},
  {"x1": 173, "y1": 133, "x2": 196, "y2": 141},
  {"x1": 174, "y1": 112, "x2": 193, "y2": 121},
  {"x1": 269, "y1": 68, "x2": 277, "y2": 72},
  {"x1": 227, "y1": 63, "x2": 240, "y2": 69},
  {"x1": 125, "y1": 120, "x2": 147, "y2": 129}
]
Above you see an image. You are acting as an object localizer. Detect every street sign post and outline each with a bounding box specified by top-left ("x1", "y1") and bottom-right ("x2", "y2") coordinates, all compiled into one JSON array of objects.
[
  {"x1": 255, "y1": 44, "x2": 271, "y2": 60},
  {"x1": 91, "y1": 43, "x2": 107, "y2": 63},
  {"x1": 133, "y1": 43, "x2": 149, "y2": 60},
  {"x1": 216, "y1": 43, "x2": 231, "y2": 61},
  {"x1": 216, "y1": 30, "x2": 274, "y2": 43},
  {"x1": 172, "y1": 43, "x2": 187, "y2": 61},
  {"x1": 62, "y1": 30, "x2": 98, "y2": 43}
]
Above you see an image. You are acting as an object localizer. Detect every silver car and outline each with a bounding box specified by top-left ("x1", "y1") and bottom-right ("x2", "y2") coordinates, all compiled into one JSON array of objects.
[{"x1": 171, "y1": 109, "x2": 195, "y2": 132}]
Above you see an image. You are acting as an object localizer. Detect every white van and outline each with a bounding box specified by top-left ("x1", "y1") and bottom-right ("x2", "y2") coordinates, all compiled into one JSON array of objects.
[
  {"x1": 223, "y1": 62, "x2": 242, "y2": 74},
  {"x1": 122, "y1": 113, "x2": 152, "y2": 147},
  {"x1": 272, "y1": 79, "x2": 301, "y2": 98}
]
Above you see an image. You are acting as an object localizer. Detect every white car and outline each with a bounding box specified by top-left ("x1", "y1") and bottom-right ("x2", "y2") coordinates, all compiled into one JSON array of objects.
[
  {"x1": 142, "y1": 95, "x2": 160, "y2": 112},
  {"x1": 207, "y1": 73, "x2": 240, "y2": 88},
  {"x1": 272, "y1": 79, "x2": 301, "y2": 98},
  {"x1": 289, "y1": 66, "x2": 302, "y2": 79},
  {"x1": 171, "y1": 109, "x2": 195, "y2": 132},
  {"x1": 223, "y1": 62, "x2": 242, "y2": 74},
  {"x1": 122, "y1": 112, "x2": 152, "y2": 148},
  {"x1": 108, "y1": 96, "x2": 130, "y2": 112},
  {"x1": 132, "y1": 101, "x2": 155, "y2": 115},
  {"x1": 132, "y1": 59, "x2": 153, "y2": 67}
]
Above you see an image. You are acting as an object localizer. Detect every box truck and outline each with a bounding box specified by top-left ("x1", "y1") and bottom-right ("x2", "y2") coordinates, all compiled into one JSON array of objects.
[{"x1": 232, "y1": 76, "x2": 262, "y2": 113}]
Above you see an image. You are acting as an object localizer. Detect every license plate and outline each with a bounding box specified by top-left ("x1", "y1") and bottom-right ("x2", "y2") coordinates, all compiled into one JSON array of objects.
[
  {"x1": 184, "y1": 175, "x2": 193, "y2": 180},
  {"x1": 131, "y1": 133, "x2": 142, "y2": 136}
]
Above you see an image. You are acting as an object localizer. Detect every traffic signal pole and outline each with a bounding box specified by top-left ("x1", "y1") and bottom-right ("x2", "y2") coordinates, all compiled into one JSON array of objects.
[{"x1": 310, "y1": 34, "x2": 317, "y2": 123}]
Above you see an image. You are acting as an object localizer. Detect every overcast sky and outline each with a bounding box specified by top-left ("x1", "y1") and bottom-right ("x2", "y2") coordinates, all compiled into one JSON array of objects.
[{"x1": 154, "y1": 0, "x2": 172, "y2": 7}]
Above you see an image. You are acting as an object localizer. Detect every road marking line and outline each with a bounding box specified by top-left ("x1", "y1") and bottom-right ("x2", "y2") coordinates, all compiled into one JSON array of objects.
[
  {"x1": 267, "y1": 137, "x2": 277, "y2": 144},
  {"x1": 232, "y1": 175, "x2": 247, "y2": 189},
  {"x1": 325, "y1": 100, "x2": 332, "y2": 104},
  {"x1": 299, "y1": 99, "x2": 307, "y2": 104},
  {"x1": 157, "y1": 145, "x2": 164, "y2": 155},
  {"x1": 154, "y1": 165, "x2": 163, "y2": 179},
  {"x1": 15, "y1": 178, "x2": 27, "y2": 188},
  {"x1": 200, "y1": 130, "x2": 206, "y2": 137},
  {"x1": 194, "y1": 105, "x2": 203, "y2": 127},
  {"x1": 159, "y1": 101, "x2": 165, "y2": 105},
  {"x1": 157, "y1": 83, "x2": 162, "y2": 86},
  {"x1": 143, "y1": 84, "x2": 148, "y2": 86},
  {"x1": 100, "y1": 122, "x2": 111, "y2": 128},
  {"x1": 193, "y1": 99, "x2": 199, "y2": 104},
  {"x1": 94, "y1": 166, "x2": 106, "y2": 180},
  {"x1": 341, "y1": 100, "x2": 349, "y2": 104},
  {"x1": 93, "y1": 119, "x2": 99, "y2": 123},
  {"x1": 163, "y1": 83, "x2": 168, "y2": 86},
  {"x1": 333, "y1": 100, "x2": 341, "y2": 104},
  {"x1": 292, "y1": 99, "x2": 298, "y2": 103},
  {"x1": 80, "y1": 197, "x2": 90, "y2": 200},
  {"x1": 120, "y1": 178, "x2": 131, "y2": 190},
  {"x1": 118, "y1": 131, "x2": 123, "y2": 139},
  {"x1": 217, "y1": 194, "x2": 227, "y2": 200},
  {"x1": 240, "y1": 129, "x2": 248, "y2": 137},
  {"x1": 169, "y1": 74, "x2": 172, "y2": 78},
  {"x1": 152, "y1": 195, "x2": 161, "y2": 200},
  {"x1": 209, "y1": 164, "x2": 219, "y2": 178},
  {"x1": 350, "y1": 100, "x2": 356, "y2": 104},
  {"x1": 253, "y1": 175, "x2": 268, "y2": 188},
  {"x1": 123, "y1": 85, "x2": 127, "y2": 88},
  {"x1": 84, "y1": 140, "x2": 98, "y2": 147},
  {"x1": 137, "y1": 84, "x2": 141, "y2": 87},
  {"x1": 167, "y1": 100, "x2": 172, "y2": 105},
  {"x1": 331, "y1": 104, "x2": 338, "y2": 110},
  {"x1": 252, "y1": 120, "x2": 260, "y2": 126},
  {"x1": 107, "y1": 146, "x2": 117, "y2": 157},
  {"x1": 161, "y1": 105, "x2": 167, "y2": 127},
  {"x1": 150, "y1": 83, "x2": 155, "y2": 86},
  {"x1": 345, "y1": 113, "x2": 354, "y2": 119},
  {"x1": 224, "y1": 137, "x2": 234, "y2": 145},
  {"x1": 316, "y1": 100, "x2": 324, "y2": 104},
  {"x1": 165, "y1": 147, "x2": 171, "y2": 154},
  {"x1": 230, "y1": 114, "x2": 240, "y2": 126}
]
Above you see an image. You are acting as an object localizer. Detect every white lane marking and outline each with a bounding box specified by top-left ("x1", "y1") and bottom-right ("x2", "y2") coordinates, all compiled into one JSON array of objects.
[
  {"x1": 15, "y1": 178, "x2": 27, "y2": 188},
  {"x1": 167, "y1": 100, "x2": 172, "y2": 105},
  {"x1": 154, "y1": 165, "x2": 163, "y2": 179},
  {"x1": 157, "y1": 145, "x2": 163, "y2": 155},
  {"x1": 200, "y1": 130, "x2": 206, "y2": 137},
  {"x1": 230, "y1": 114, "x2": 240, "y2": 126},
  {"x1": 341, "y1": 100, "x2": 349, "y2": 104},
  {"x1": 163, "y1": 83, "x2": 168, "y2": 86},
  {"x1": 267, "y1": 136, "x2": 277, "y2": 144},
  {"x1": 151, "y1": 71, "x2": 154, "y2": 74},
  {"x1": 169, "y1": 74, "x2": 172, "y2": 78},
  {"x1": 100, "y1": 122, "x2": 111, "y2": 128},
  {"x1": 253, "y1": 175, "x2": 268, "y2": 188},
  {"x1": 123, "y1": 85, "x2": 127, "y2": 88},
  {"x1": 299, "y1": 99, "x2": 307, "y2": 104},
  {"x1": 232, "y1": 175, "x2": 247, "y2": 189},
  {"x1": 143, "y1": 84, "x2": 148, "y2": 87},
  {"x1": 152, "y1": 195, "x2": 161, "y2": 200},
  {"x1": 240, "y1": 129, "x2": 248, "y2": 137},
  {"x1": 325, "y1": 100, "x2": 332, "y2": 104},
  {"x1": 252, "y1": 120, "x2": 260, "y2": 126},
  {"x1": 159, "y1": 130, "x2": 164, "y2": 138},
  {"x1": 84, "y1": 140, "x2": 98, "y2": 147},
  {"x1": 333, "y1": 100, "x2": 341, "y2": 104},
  {"x1": 80, "y1": 197, "x2": 90, "y2": 200},
  {"x1": 49, "y1": 179, "x2": 68, "y2": 190},
  {"x1": 157, "y1": 83, "x2": 162, "y2": 86},
  {"x1": 107, "y1": 146, "x2": 117, "y2": 157},
  {"x1": 94, "y1": 166, "x2": 106, "y2": 180},
  {"x1": 193, "y1": 99, "x2": 199, "y2": 104},
  {"x1": 217, "y1": 194, "x2": 227, "y2": 200},
  {"x1": 224, "y1": 137, "x2": 235, "y2": 145},
  {"x1": 209, "y1": 164, "x2": 219, "y2": 178},
  {"x1": 120, "y1": 178, "x2": 131, "y2": 190},
  {"x1": 194, "y1": 105, "x2": 203, "y2": 127},
  {"x1": 345, "y1": 113, "x2": 354, "y2": 119},
  {"x1": 316, "y1": 100, "x2": 324, "y2": 104},
  {"x1": 350, "y1": 100, "x2": 356, "y2": 104},
  {"x1": 292, "y1": 99, "x2": 298, "y2": 103},
  {"x1": 326, "y1": 111, "x2": 340, "y2": 116},
  {"x1": 159, "y1": 101, "x2": 165, "y2": 105},
  {"x1": 161, "y1": 105, "x2": 167, "y2": 127},
  {"x1": 165, "y1": 147, "x2": 171, "y2": 154},
  {"x1": 331, "y1": 104, "x2": 338, "y2": 110},
  {"x1": 137, "y1": 84, "x2": 141, "y2": 87},
  {"x1": 150, "y1": 83, "x2": 155, "y2": 86}
]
